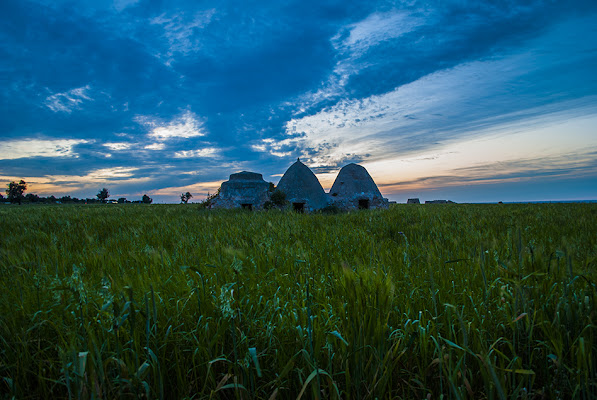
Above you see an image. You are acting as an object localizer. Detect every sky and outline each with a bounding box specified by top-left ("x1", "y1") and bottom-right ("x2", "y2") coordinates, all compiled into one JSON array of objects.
[{"x1": 1, "y1": 0, "x2": 596, "y2": 203}]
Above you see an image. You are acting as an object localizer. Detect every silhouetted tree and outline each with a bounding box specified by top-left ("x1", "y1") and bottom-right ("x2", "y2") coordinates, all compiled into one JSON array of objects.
[
  {"x1": 25, "y1": 193, "x2": 40, "y2": 203},
  {"x1": 270, "y1": 189, "x2": 287, "y2": 207},
  {"x1": 180, "y1": 192, "x2": 193, "y2": 203},
  {"x1": 142, "y1": 194, "x2": 153, "y2": 204},
  {"x1": 264, "y1": 188, "x2": 287, "y2": 210},
  {"x1": 198, "y1": 189, "x2": 219, "y2": 209},
  {"x1": 117, "y1": 197, "x2": 127, "y2": 204},
  {"x1": 97, "y1": 188, "x2": 109, "y2": 203},
  {"x1": 6, "y1": 180, "x2": 27, "y2": 204}
]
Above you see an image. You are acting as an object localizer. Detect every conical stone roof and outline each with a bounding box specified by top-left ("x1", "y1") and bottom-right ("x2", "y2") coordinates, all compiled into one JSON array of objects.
[
  {"x1": 329, "y1": 163, "x2": 388, "y2": 209},
  {"x1": 277, "y1": 159, "x2": 328, "y2": 210}
]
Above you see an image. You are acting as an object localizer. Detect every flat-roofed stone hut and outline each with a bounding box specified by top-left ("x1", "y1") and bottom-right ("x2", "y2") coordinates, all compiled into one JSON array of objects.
[
  {"x1": 329, "y1": 163, "x2": 388, "y2": 210},
  {"x1": 211, "y1": 171, "x2": 270, "y2": 210},
  {"x1": 277, "y1": 159, "x2": 329, "y2": 212}
]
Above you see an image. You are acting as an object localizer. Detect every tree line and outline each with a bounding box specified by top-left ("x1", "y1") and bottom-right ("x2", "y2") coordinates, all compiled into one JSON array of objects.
[
  {"x1": 2, "y1": 180, "x2": 268, "y2": 207},
  {"x1": 2, "y1": 180, "x2": 154, "y2": 205}
]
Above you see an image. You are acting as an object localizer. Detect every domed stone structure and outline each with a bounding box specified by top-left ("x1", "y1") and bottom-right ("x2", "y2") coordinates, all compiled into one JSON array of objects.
[
  {"x1": 329, "y1": 163, "x2": 388, "y2": 210},
  {"x1": 277, "y1": 159, "x2": 329, "y2": 212},
  {"x1": 211, "y1": 171, "x2": 271, "y2": 210}
]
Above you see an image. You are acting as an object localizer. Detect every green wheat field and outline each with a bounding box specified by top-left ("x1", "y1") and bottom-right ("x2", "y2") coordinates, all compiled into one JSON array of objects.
[{"x1": 0, "y1": 203, "x2": 595, "y2": 399}]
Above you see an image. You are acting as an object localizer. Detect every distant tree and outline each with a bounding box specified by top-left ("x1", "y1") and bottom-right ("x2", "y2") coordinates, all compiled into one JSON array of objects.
[
  {"x1": 0, "y1": 193, "x2": 4, "y2": 201},
  {"x1": 25, "y1": 193, "x2": 40, "y2": 203},
  {"x1": 47, "y1": 195, "x2": 57, "y2": 204},
  {"x1": 60, "y1": 195, "x2": 72, "y2": 203},
  {"x1": 97, "y1": 188, "x2": 110, "y2": 203},
  {"x1": 117, "y1": 197, "x2": 127, "y2": 204},
  {"x1": 6, "y1": 180, "x2": 27, "y2": 204},
  {"x1": 180, "y1": 192, "x2": 193, "y2": 203},
  {"x1": 142, "y1": 194, "x2": 153, "y2": 204}
]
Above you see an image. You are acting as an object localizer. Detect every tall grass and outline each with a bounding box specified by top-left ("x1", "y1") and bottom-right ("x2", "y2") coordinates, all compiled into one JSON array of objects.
[{"x1": 0, "y1": 203, "x2": 595, "y2": 398}]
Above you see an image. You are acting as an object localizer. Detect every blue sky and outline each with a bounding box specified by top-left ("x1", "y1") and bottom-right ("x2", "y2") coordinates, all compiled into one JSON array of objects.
[{"x1": 1, "y1": 0, "x2": 596, "y2": 203}]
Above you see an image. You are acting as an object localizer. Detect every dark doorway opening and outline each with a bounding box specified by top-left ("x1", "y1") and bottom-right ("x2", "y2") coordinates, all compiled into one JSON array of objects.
[
  {"x1": 358, "y1": 199, "x2": 370, "y2": 210},
  {"x1": 241, "y1": 203, "x2": 253, "y2": 211},
  {"x1": 293, "y1": 202, "x2": 305, "y2": 213}
]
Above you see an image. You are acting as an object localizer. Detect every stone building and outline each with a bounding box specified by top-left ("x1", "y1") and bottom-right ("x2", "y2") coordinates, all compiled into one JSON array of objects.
[
  {"x1": 277, "y1": 159, "x2": 329, "y2": 212},
  {"x1": 329, "y1": 163, "x2": 388, "y2": 210},
  {"x1": 210, "y1": 171, "x2": 271, "y2": 210}
]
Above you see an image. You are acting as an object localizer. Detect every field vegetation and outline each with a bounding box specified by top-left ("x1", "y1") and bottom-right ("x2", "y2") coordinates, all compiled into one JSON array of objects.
[{"x1": 0, "y1": 203, "x2": 596, "y2": 399}]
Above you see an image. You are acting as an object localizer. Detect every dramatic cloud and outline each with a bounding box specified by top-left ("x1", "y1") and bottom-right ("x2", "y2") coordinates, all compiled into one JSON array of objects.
[
  {"x1": 1, "y1": 0, "x2": 596, "y2": 202},
  {"x1": 285, "y1": 13, "x2": 597, "y2": 169}
]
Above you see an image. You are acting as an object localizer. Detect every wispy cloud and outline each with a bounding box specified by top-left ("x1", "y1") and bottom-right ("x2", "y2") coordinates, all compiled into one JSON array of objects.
[
  {"x1": 144, "y1": 143, "x2": 166, "y2": 150},
  {"x1": 251, "y1": 138, "x2": 293, "y2": 158},
  {"x1": 331, "y1": 10, "x2": 423, "y2": 56},
  {"x1": 379, "y1": 151, "x2": 597, "y2": 191},
  {"x1": 103, "y1": 142, "x2": 132, "y2": 151},
  {"x1": 292, "y1": 10, "x2": 424, "y2": 113},
  {"x1": 151, "y1": 9, "x2": 216, "y2": 62},
  {"x1": 173, "y1": 148, "x2": 218, "y2": 158},
  {"x1": 112, "y1": 0, "x2": 139, "y2": 12},
  {"x1": 0, "y1": 138, "x2": 89, "y2": 160},
  {"x1": 85, "y1": 167, "x2": 138, "y2": 180},
  {"x1": 135, "y1": 110, "x2": 207, "y2": 141},
  {"x1": 45, "y1": 85, "x2": 92, "y2": 113},
  {"x1": 361, "y1": 113, "x2": 597, "y2": 199}
]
